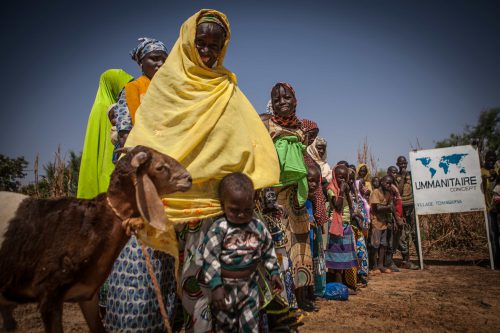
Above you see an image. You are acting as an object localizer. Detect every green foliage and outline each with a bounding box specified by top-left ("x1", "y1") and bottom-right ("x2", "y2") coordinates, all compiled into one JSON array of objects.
[
  {"x1": 435, "y1": 108, "x2": 499, "y2": 156},
  {"x1": 0, "y1": 154, "x2": 28, "y2": 192}
]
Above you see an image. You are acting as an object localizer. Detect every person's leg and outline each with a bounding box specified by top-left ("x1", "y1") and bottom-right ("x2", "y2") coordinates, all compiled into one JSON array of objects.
[
  {"x1": 378, "y1": 230, "x2": 391, "y2": 273},
  {"x1": 370, "y1": 229, "x2": 382, "y2": 274},
  {"x1": 489, "y1": 212, "x2": 500, "y2": 269},
  {"x1": 384, "y1": 225, "x2": 400, "y2": 272},
  {"x1": 294, "y1": 286, "x2": 313, "y2": 312},
  {"x1": 180, "y1": 219, "x2": 214, "y2": 333},
  {"x1": 238, "y1": 277, "x2": 260, "y2": 333},
  {"x1": 402, "y1": 208, "x2": 419, "y2": 270}
]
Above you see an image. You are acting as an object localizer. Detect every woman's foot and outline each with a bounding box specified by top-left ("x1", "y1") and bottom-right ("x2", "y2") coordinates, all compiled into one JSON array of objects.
[
  {"x1": 386, "y1": 263, "x2": 400, "y2": 272},
  {"x1": 379, "y1": 266, "x2": 392, "y2": 273},
  {"x1": 358, "y1": 275, "x2": 368, "y2": 287}
]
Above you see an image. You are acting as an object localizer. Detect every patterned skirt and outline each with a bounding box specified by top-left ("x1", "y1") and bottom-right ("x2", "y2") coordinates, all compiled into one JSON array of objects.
[{"x1": 103, "y1": 236, "x2": 177, "y2": 333}]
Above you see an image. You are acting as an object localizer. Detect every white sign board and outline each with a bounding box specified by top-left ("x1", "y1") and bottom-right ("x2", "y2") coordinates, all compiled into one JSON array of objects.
[{"x1": 409, "y1": 145, "x2": 485, "y2": 215}]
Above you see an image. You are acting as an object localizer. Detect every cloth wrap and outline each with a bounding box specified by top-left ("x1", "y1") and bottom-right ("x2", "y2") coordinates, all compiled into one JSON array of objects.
[
  {"x1": 274, "y1": 136, "x2": 308, "y2": 206},
  {"x1": 77, "y1": 69, "x2": 133, "y2": 199}
]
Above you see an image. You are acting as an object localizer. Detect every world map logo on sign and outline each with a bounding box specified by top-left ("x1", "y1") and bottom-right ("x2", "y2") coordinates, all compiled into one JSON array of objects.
[{"x1": 416, "y1": 154, "x2": 468, "y2": 178}]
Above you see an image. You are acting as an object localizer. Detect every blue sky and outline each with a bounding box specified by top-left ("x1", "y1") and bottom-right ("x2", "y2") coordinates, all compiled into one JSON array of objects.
[{"x1": 1, "y1": 0, "x2": 499, "y2": 179}]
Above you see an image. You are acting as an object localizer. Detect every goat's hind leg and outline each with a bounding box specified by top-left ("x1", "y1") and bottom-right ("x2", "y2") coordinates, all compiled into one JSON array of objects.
[{"x1": 0, "y1": 303, "x2": 17, "y2": 331}]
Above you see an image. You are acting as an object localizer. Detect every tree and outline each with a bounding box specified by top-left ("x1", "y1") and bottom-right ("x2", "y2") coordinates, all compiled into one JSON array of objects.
[
  {"x1": 0, "y1": 154, "x2": 28, "y2": 192},
  {"x1": 435, "y1": 108, "x2": 499, "y2": 157}
]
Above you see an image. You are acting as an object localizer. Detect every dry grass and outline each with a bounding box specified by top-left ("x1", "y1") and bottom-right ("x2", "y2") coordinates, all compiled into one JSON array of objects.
[
  {"x1": 418, "y1": 212, "x2": 489, "y2": 260},
  {"x1": 357, "y1": 136, "x2": 378, "y2": 174}
]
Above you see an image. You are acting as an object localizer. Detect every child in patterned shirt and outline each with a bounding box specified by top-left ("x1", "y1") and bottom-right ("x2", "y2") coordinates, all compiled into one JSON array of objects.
[{"x1": 201, "y1": 172, "x2": 283, "y2": 333}]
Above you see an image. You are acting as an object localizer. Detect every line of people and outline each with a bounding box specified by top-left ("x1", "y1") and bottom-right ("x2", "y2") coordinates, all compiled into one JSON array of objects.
[{"x1": 78, "y1": 9, "x2": 422, "y2": 333}]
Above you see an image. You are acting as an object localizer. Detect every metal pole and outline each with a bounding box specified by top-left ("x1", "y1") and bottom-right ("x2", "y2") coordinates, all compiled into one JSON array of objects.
[
  {"x1": 414, "y1": 213, "x2": 424, "y2": 270},
  {"x1": 483, "y1": 209, "x2": 495, "y2": 270}
]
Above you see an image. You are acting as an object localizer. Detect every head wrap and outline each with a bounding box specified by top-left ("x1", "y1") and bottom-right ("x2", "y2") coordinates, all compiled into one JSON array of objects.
[
  {"x1": 271, "y1": 82, "x2": 302, "y2": 128},
  {"x1": 307, "y1": 137, "x2": 331, "y2": 182},
  {"x1": 301, "y1": 119, "x2": 318, "y2": 132},
  {"x1": 198, "y1": 13, "x2": 228, "y2": 34},
  {"x1": 130, "y1": 37, "x2": 168, "y2": 64}
]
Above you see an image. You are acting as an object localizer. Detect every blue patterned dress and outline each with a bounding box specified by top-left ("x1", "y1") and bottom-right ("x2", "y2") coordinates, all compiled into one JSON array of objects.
[{"x1": 103, "y1": 236, "x2": 177, "y2": 333}]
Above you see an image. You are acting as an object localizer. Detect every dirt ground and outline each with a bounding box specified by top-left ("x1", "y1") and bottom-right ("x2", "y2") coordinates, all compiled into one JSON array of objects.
[{"x1": 4, "y1": 264, "x2": 500, "y2": 333}]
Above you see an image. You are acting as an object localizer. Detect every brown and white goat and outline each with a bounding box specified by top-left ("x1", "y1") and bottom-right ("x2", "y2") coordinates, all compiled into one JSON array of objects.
[{"x1": 0, "y1": 146, "x2": 192, "y2": 333}]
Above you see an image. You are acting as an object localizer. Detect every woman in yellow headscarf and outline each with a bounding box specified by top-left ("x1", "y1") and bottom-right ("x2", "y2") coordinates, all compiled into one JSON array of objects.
[
  {"x1": 125, "y1": 9, "x2": 280, "y2": 332},
  {"x1": 356, "y1": 163, "x2": 373, "y2": 194}
]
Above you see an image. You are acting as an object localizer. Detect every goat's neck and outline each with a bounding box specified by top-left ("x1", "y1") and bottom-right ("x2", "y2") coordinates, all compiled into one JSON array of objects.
[{"x1": 106, "y1": 175, "x2": 139, "y2": 220}]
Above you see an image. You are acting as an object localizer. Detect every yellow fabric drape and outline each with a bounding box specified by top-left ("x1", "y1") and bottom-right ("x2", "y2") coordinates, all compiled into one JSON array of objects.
[
  {"x1": 125, "y1": 75, "x2": 150, "y2": 125},
  {"x1": 126, "y1": 9, "x2": 280, "y2": 229}
]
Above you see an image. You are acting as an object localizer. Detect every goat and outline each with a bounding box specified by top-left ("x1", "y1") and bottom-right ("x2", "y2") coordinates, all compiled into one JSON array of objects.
[{"x1": 0, "y1": 146, "x2": 192, "y2": 333}]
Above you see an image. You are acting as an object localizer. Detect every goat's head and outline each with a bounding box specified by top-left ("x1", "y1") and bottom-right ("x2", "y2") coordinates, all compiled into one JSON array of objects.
[{"x1": 112, "y1": 146, "x2": 192, "y2": 230}]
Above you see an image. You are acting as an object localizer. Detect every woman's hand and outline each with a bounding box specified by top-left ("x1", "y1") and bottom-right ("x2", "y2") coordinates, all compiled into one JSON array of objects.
[{"x1": 211, "y1": 286, "x2": 227, "y2": 310}]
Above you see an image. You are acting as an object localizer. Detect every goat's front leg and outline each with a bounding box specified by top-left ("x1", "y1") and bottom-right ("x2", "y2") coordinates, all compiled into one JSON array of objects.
[
  {"x1": 79, "y1": 292, "x2": 105, "y2": 333},
  {"x1": 39, "y1": 293, "x2": 63, "y2": 333}
]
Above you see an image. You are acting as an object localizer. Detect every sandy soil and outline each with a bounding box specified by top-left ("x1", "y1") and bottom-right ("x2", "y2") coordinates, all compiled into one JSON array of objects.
[
  {"x1": 4, "y1": 265, "x2": 500, "y2": 333},
  {"x1": 301, "y1": 265, "x2": 500, "y2": 333}
]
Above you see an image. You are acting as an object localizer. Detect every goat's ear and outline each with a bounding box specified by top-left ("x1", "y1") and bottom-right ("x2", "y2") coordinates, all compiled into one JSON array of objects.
[
  {"x1": 135, "y1": 172, "x2": 166, "y2": 231},
  {"x1": 131, "y1": 151, "x2": 148, "y2": 168}
]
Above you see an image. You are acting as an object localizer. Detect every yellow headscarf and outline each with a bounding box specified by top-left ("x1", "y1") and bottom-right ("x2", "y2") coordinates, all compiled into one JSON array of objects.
[
  {"x1": 356, "y1": 163, "x2": 373, "y2": 192},
  {"x1": 126, "y1": 9, "x2": 280, "y2": 227}
]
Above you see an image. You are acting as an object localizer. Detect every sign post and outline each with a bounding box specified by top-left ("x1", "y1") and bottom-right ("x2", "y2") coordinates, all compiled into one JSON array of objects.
[{"x1": 409, "y1": 145, "x2": 494, "y2": 269}]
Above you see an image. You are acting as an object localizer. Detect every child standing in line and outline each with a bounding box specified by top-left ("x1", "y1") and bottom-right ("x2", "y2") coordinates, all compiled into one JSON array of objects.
[
  {"x1": 385, "y1": 167, "x2": 404, "y2": 272},
  {"x1": 325, "y1": 165, "x2": 359, "y2": 292},
  {"x1": 201, "y1": 173, "x2": 283, "y2": 333},
  {"x1": 369, "y1": 175, "x2": 399, "y2": 273},
  {"x1": 305, "y1": 164, "x2": 326, "y2": 304}
]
